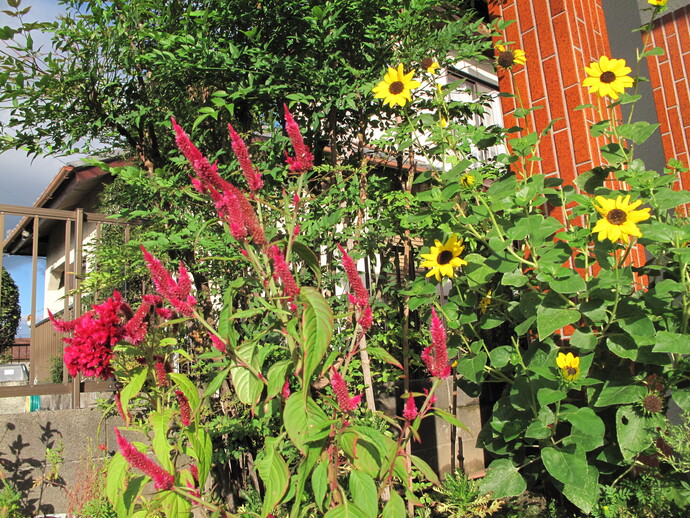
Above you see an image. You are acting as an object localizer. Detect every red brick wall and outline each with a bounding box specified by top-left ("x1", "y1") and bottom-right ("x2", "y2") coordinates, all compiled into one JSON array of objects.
[
  {"x1": 646, "y1": 6, "x2": 690, "y2": 192},
  {"x1": 487, "y1": 0, "x2": 612, "y2": 184}
]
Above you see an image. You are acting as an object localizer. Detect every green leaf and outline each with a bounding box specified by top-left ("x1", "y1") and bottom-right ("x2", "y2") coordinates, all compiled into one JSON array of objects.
[
  {"x1": 256, "y1": 438, "x2": 290, "y2": 517},
  {"x1": 266, "y1": 359, "x2": 292, "y2": 399},
  {"x1": 105, "y1": 452, "x2": 128, "y2": 505},
  {"x1": 616, "y1": 405, "x2": 664, "y2": 461},
  {"x1": 161, "y1": 491, "x2": 192, "y2": 518},
  {"x1": 595, "y1": 380, "x2": 646, "y2": 407},
  {"x1": 292, "y1": 241, "x2": 322, "y2": 284},
  {"x1": 187, "y1": 427, "x2": 212, "y2": 489},
  {"x1": 119, "y1": 367, "x2": 147, "y2": 418},
  {"x1": 617, "y1": 121, "x2": 659, "y2": 145},
  {"x1": 202, "y1": 366, "x2": 231, "y2": 398},
  {"x1": 479, "y1": 458, "x2": 526, "y2": 498},
  {"x1": 299, "y1": 287, "x2": 333, "y2": 384},
  {"x1": 169, "y1": 372, "x2": 200, "y2": 413},
  {"x1": 341, "y1": 432, "x2": 382, "y2": 479},
  {"x1": 570, "y1": 329, "x2": 596, "y2": 351},
  {"x1": 541, "y1": 445, "x2": 588, "y2": 489},
  {"x1": 363, "y1": 346, "x2": 402, "y2": 369},
  {"x1": 312, "y1": 461, "x2": 328, "y2": 512},
  {"x1": 382, "y1": 490, "x2": 406, "y2": 518},
  {"x1": 349, "y1": 471, "x2": 378, "y2": 518},
  {"x1": 456, "y1": 352, "x2": 487, "y2": 383},
  {"x1": 431, "y1": 408, "x2": 470, "y2": 434},
  {"x1": 562, "y1": 465, "x2": 599, "y2": 514},
  {"x1": 653, "y1": 331, "x2": 690, "y2": 354},
  {"x1": 410, "y1": 454, "x2": 440, "y2": 485},
  {"x1": 230, "y1": 343, "x2": 263, "y2": 406},
  {"x1": 672, "y1": 390, "x2": 690, "y2": 412},
  {"x1": 284, "y1": 392, "x2": 330, "y2": 455},
  {"x1": 536, "y1": 307, "x2": 581, "y2": 338},
  {"x1": 150, "y1": 409, "x2": 174, "y2": 471},
  {"x1": 600, "y1": 143, "x2": 627, "y2": 164},
  {"x1": 323, "y1": 504, "x2": 368, "y2": 518}
]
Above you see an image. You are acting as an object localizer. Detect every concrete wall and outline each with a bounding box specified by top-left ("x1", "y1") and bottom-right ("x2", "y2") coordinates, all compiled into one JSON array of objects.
[{"x1": 0, "y1": 408, "x2": 122, "y2": 517}]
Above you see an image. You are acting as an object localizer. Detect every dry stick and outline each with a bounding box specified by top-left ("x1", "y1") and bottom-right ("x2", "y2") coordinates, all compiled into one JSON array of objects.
[{"x1": 354, "y1": 168, "x2": 377, "y2": 412}]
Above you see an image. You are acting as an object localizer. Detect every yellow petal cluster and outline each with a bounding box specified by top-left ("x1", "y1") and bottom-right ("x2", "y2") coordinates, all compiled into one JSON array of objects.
[
  {"x1": 556, "y1": 352, "x2": 580, "y2": 382},
  {"x1": 372, "y1": 64, "x2": 421, "y2": 108},
  {"x1": 582, "y1": 56, "x2": 634, "y2": 100},
  {"x1": 591, "y1": 195, "x2": 651, "y2": 243},
  {"x1": 420, "y1": 234, "x2": 467, "y2": 282},
  {"x1": 495, "y1": 44, "x2": 526, "y2": 69}
]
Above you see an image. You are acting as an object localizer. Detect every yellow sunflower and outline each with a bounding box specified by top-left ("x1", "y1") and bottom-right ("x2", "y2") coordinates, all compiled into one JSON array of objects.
[
  {"x1": 421, "y1": 57, "x2": 439, "y2": 74},
  {"x1": 372, "y1": 64, "x2": 421, "y2": 108},
  {"x1": 582, "y1": 56, "x2": 634, "y2": 100},
  {"x1": 495, "y1": 44, "x2": 526, "y2": 69},
  {"x1": 648, "y1": 0, "x2": 667, "y2": 6},
  {"x1": 460, "y1": 174, "x2": 476, "y2": 188},
  {"x1": 591, "y1": 195, "x2": 651, "y2": 243},
  {"x1": 420, "y1": 234, "x2": 468, "y2": 281},
  {"x1": 556, "y1": 352, "x2": 580, "y2": 382},
  {"x1": 479, "y1": 290, "x2": 492, "y2": 314}
]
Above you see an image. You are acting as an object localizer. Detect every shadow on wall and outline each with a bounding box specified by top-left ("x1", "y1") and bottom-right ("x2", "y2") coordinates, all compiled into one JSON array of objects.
[{"x1": 0, "y1": 420, "x2": 64, "y2": 516}]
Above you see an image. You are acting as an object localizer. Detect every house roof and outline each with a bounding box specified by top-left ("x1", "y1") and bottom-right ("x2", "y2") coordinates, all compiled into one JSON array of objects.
[{"x1": 2, "y1": 157, "x2": 128, "y2": 256}]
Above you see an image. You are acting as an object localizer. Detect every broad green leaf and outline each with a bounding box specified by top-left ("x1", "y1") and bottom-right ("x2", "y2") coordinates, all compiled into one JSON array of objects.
[
  {"x1": 187, "y1": 427, "x2": 212, "y2": 488},
  {"x1": 541, "y1": 445, "x2": 588, "y2": 489},
  {"x1": 323, "y1": 503, "x2": 368, "y2": 518},
  {"x1": 150, "y1": 409, "x2": 174, "y2": 471},
  {"x1": 284, "y1": 392, "x2": 329, "y2": 455},
  {"x1": 616, "y1": 405, "x2": 665, "y2": 461},
  {"x1": 161, "y1": 491, "x2": 192, "y2": 518},
  {"x1": 363, "y1": 346, "x2": 403, "y2": 369},
  {"x1": 456, "y1": 352, "x2": 487, "y2": 383},
  {"x1": 382, "y1": 490, "x2": 406, "y2": 518},
  {"x1": 299, "y1": 287, "x2": 333, "y2": 384},
  {"x1": 266, "y1": 359, "x2": 293, "y2": 399},
  {"x1": 672, "y1": 390, "x2": 690, "y2": 412},
  {"x1": 562, "y1": 465, "x2": 599, "y2": 513},
  {"x1": 119, "y1": 367, "x2": 147, "y2": 418},
  {"x1": 617, "y1": 121, "x2": 659, "y2": 145},
  {"x1": 431, "y1": 408, "x2": 470, "y2": 434},
  {"x1": 536, "y1": 307, "x2": 580, "y2": 338},
  {"x1": 169, "y1": 372, "x2": 200, "y2": 413},
  {"x1": 653, "y1": 331, "x2": 690, "y2": 354},
  {"x1": 479, "y1": 458, "x2": 526, "y2": 498},
  {"x1": 230, "y1": 343, "x2": 263, "y2": 406},
  {"x1": 291, "y1": 240, "x2": 322, "y2": 284},
  {"x1": 570, "y1": 329, "x2": 596, "y2": 351},
  {"x1": 560, "y1": 407, "x2": 605, "y2": 451},
  {"x1": 341, "y1": 432, "x2": 381, "y2": 478},
  {"x1": 595, "y1": 380, "x2": 646, "y2": 407},
  {"x1": 256, "y1": 438, "x2": 290, "y2": 517},
  {"x1": 312, "y1": 461, "x2": 328, "y2": 512},
  {"x1": 203, "y1": 366, "x2": 231, "y2": 398},
  {"x1": 105, "y1": 452, "x2": 128, "y2": 506},
  {"x1": 348, "y1": 471, "x2": 378, "y2": 518},
  {"x1": 410, "y1": 455, "x2": 440, "y2": 485},
  {"x1": 489, "y1": 346, "x2": 512, "y2": 368}
]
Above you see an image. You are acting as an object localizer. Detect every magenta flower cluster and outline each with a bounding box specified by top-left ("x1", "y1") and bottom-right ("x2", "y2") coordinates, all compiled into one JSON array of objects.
[
  {"x1": 141, "y1": 244, "x2": 197, "y2": 317},
  {"x1": 114, "y1": 427, "x2": 175, "y2": 491},
  {"x1": 330, "y1": 369, "x2": 362, "y2": 412},
  {"x1": 337, "y1": 244, "x2": 373, "y2": 332},
  {"x1": 422, "y1": 308, "x2": 451, "y2": 379},
  {"x1": 283, "y1": 104, "x2": 314, "y2": 174},
  {"x1": 50, "y1": 291, "x2": 165, "y2": 380}
]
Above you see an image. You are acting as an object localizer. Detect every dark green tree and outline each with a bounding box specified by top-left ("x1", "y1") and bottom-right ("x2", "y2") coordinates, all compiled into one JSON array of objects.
[{"x1": 0, "y1": 266, "x2": 21, "y2": 351}]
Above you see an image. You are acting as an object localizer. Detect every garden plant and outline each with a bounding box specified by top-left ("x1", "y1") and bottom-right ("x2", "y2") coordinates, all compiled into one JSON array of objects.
[{"x1": 35, "y1": 0, "x2": 690, "y2": 516}]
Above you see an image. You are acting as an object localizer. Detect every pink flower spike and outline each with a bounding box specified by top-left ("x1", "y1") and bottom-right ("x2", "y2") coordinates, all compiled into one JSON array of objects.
[
  {"x1": 210, "y1": 334, "x2": 227, "y2": 354},
  {"x1": 403, "y1": 393, "x2": 418, "y2": 421},
  {"x1": 422, "y1": 308, "x2": 451, "y2": 379},
  {"x1": 228, "y1": 123, "x2": 263, "y2": 192},
  {"x1": 282, "y1": 380, "x2": 291, "y2": 399},
  {"x1": 176, "y1": 390, "x2": 191, "y2": 427},
  {"x1": 114, "y1": 427, "x2": 175, "y2": 491},
  {"x1": 330, "y1": 369, "x2": 362, "y2": 412},
  {"x1": 283, "y1": 104, "x2": 314, "y2": 174},
  {"x1": 269, "y1": 245, "x2": 301, "y2": 301},
  {"x1": 337, "y1": 244, "x2": 369, "y2": 308},
  {"x1": 140, "y1": 245, "x2": 196, "y2": 317},
  {"x1": 358, "y1": 305, "x2": 373, "y2": 333}
]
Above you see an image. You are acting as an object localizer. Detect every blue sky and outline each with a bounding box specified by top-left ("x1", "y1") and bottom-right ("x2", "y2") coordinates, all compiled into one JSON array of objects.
[{"x1": 1, "y1": 1, "x2": 64, "y2": 337}]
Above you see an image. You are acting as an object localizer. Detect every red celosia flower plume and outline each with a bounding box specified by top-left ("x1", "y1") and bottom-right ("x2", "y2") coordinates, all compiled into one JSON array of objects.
[
  {"x1": 171, "y1": 117, "x2": 266, "y2": 245},
  {"x1": 283, "y1": 104, "x2": 314, "y2": 174},
  {"x1": 330, "y1": 369, "x2": 362, "y2": 412},
  {"x1": 49, "y1": 292, "x2": 128, "y2": 379},
  {"x1": 140, "y1": 245, "x2": 197, "y2": 317},
  {"x1": 269, "y1": 245, "x2": 301, "y2": 302},
  {"x1": 422, "y1": 308, "x2": 451, "y2": 379},
  {"x1": 176, "y1": 390, "x2": 191, "y2": 427},
  {"x1": 403, "y1": 393, "x2": 418, "y2": 421},
  {"x1": 114, "y1": 427, "x2": 175, "y2": 491},
  {"x1": 228, "y1": 123, "x2": 263, "y2": 192},
  {"x1": 337, "y1": 244, "x2": 373, "y2": 332}
]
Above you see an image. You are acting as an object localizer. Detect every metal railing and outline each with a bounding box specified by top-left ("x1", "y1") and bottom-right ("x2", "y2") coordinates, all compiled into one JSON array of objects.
[{"x1": 1, "y1": 203, "x2": 135, "y2": 408}]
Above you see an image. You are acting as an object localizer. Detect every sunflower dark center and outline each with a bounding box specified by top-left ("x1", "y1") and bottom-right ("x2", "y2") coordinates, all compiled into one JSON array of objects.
[
  {"x1": 389, "y1": 81, "x2": 404, "y2": 95},
  {"x1": 497, "y1": 51, "x2": 514, "y2": 68},
  {"x1": 566, "y1": 367, "x2": 578, "y2": 377},
  {"x1": 421, "y1": 57, "x2": 433, "y2": 70},
  {"x1": 606, "y1": 208, "x2": 627, "y2": 225},
  {"x1": 600, "y1": 71, "x2": 616, "y2": 84},
  {"x1": 438, "y1": 250, "x2": 454, "y2": 265},
  {"x1": 643, "y1": 394, "x2": 663, "y2": 414}
]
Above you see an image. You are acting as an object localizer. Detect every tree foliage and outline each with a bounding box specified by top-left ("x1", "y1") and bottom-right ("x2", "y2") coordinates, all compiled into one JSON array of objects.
[{"x1": 0, "y1": 266, "x2": 20, "y2": 350}]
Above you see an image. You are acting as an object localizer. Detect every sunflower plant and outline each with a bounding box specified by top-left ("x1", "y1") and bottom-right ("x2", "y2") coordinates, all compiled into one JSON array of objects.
[{"x1": 369, "y1": 6, "x2": 690, "y2": 515}]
